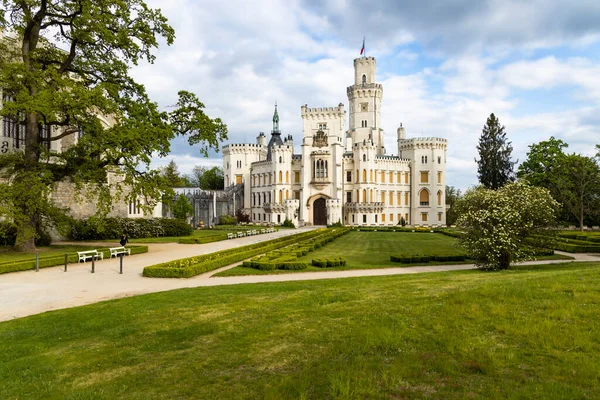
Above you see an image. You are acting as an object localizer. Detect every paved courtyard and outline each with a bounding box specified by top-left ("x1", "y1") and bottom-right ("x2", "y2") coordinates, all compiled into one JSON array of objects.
[{"x1": 0, "y1": 227, "x2": 597, "y2": 322}]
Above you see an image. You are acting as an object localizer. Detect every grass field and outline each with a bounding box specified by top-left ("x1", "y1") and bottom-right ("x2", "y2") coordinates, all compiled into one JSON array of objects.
[
  {"x1": 1, "y1": 262, "x2": 599, "y2": 399},
  {"x1": 215, "y1": 231, "x2": 572, "y2": 277},
  {"x1": 0, "y1": 245, "x2": 101, "y2": 264}
]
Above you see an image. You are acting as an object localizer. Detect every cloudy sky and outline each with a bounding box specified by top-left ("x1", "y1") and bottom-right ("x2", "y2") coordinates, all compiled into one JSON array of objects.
[{"x1": 135, "y1": 0, "x2": 600, "y2": 191}]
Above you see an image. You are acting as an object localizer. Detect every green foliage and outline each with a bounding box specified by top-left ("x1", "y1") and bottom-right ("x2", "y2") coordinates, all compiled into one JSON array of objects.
[
  {"x1": 0, "y1": 1, "x2": 227, "y2": 251},
  {"x1": 311, "y1": 257, "x2": 347, "y2": 268},
  {"x1": 188, "y1": 166, "x2": 225, "y2": 190},
  {"x1": 390, "y1": 253, "x2": 467, "y2": 263},
  {"x1": 445, "y1": 185, "x2": 462, "y2": 225},
  {"x1": 475, "y1": 113, "x2": 516, "y2": 190},
  {"x1": 455, "y1": 182, "x2": 560, "y2": 270},
  {"x1": 0, "y1": 245, "x2": 148, "y2": 275},
  {"x1": 172, "y1": 195, "x2": 193, "y2": 221},
  {"x1": 282, "y1": 218, "x2": 296, "y2": 228},
  {"x1": 518, "y1": 138, "x2": 600, "y2": 230},
  {"x1": 161, "y1": 160, "x2": 193, "y2": 187},
  {"x1": 328, "y1": 220, "x2": 344, "y2": 228},
  {"x1": 398, "y1": 216, "x2": 406, "y2": 226},
  {"x1": 70, "y1": 218, "x2": 192, "y2": 240},
  {"x1": 218, "y1": 214, "x2": 237, "y2": 225}
]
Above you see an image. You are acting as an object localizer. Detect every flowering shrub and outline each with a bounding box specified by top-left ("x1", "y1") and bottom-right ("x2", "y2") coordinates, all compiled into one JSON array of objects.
[{"x1": 455, "y1": 182, "x2": 559, "y2": 270}]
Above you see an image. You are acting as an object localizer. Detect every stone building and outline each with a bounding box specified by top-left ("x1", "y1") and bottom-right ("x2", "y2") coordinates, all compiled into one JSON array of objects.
[{"x1": 223, "y1": 56, "x2": 448, "y2": 226}]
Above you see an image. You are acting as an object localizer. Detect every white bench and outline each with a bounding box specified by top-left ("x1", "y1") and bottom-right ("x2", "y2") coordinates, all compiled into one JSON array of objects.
[
  {"x1": 227, "y1": 233, "x2": 234, "y2": 239},
  {"x1": 77, "y1": 250, "x2": 103, "y2": 263},
  {"x1": 109, "y1": 246, "x2": 131, "y2": 258},
  {"x1": 260, "y1": 229, "x2": 266, "y2": 234},
  {"x1": 237, "y1": 232, "x2": 245, "y2": 238},
  {"x1": 247, "y1": 230, "x2": 252, "y2": 236},
  {"x1": 251, "y1": 229, "x2": 258, "y2": 235}
]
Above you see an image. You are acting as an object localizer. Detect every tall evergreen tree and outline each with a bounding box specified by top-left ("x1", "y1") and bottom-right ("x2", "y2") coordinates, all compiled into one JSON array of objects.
[{"x1": 475, "y1": 113, "x2": 516, "y2": 190}]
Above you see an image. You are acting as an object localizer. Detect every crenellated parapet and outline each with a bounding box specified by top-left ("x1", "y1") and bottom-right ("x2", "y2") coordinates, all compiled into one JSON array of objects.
[
  {"x1": 397, "y1": 137, "x2": 448, "y2": 151},
  {"x1": 222, "y1": 143, "x2": 267, "y2": 156},
  {"x1": 301, "y1": 103, "x2": 345, "y2": 120}
]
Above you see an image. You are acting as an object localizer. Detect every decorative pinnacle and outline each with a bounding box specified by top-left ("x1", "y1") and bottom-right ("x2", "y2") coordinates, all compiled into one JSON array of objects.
[{"x1": 272, "y1": 102, "x2": 280, "y2": 133}]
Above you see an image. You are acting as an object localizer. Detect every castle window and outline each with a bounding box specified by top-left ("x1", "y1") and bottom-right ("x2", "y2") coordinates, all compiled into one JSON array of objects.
[
  {"x1": 362, "y1": 74, "x2": 366, "y2": 86},
  {"x1": 362, "y1": 169, "x2": 367, "y2": 182},
  {"x1": 382, "y1": 214, "x2": 385, "y2": 222},
  {"x1": 437, "y1": 190, "x2": 442, "y2": 206},
  {"x1": 286, "y1": 171, "x2": 289, "y2": 183},
  {"x1": 363, "y1": 154, "x2": 366, "y2": 161},
  {"x1": 346, "y1": 171, "x2": 352, "y2": 182},
  {"x1": 420, "y1": 172, "x2": 429, "y2": 183},
  {"x1": 279, "y1": 171, "x2": 282, "y2": 183},
  {"x1": 363, "y1": 214, "x2": 366, "y2": 223},
  {"x1": 437, "y1": 172, "x2": 442, "y2": 184},
  {"x1": 318, "y1": 123, "x2": 327, "y2": 130},
  {"x1": 295, "y1": 171, "x2": 300, "y2": 183},
  {"x1": 438, "y1": 212, "x2": 443, "y2": 222},
  {"x1": 279, "y1": 156, "x2": 282, "y2": 163},
  {"x1": 421, "y1": 213, "x2": 428, "y2": 222},
  {"x1": 419, "y1": 189, "x2": 430, "y2": 206},
  {"x1": 375, "y1": 214, "x2": 378, "y2": 223},
  {"x1": 346, "y1": 191, "x2": 352, "y2": 203},
  {"x1": 438, "y1": 156, "x2": 441, "y2": 164}
]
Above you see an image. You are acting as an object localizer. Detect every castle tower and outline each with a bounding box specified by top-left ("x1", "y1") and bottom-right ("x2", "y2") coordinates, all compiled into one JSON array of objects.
[{"x1": 346, "y1": 57, "x2": 384, "y2": 155}]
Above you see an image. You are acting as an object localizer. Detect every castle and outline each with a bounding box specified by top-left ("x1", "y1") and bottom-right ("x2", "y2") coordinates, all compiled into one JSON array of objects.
[{"x1": 224, "y1": 56, "x2": 448, "y2": 227}]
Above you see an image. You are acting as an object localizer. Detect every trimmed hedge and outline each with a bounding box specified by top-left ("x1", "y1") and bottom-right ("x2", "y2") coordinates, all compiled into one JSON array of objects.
[
  {"x1": 245, "y1": 228, "x2": 351, "y2": 272},
  {"x1": 554, "y1": 242, "x2": 600, "y2": 253},
  {"x1": 143, "y1": 229, "x2": 331, "y2": 278},
  {"x1": 0, "y1": 245, "x2": 148, "y2": 275},
  {"x1": 311, "y1": 257, "x2": 347, "y2": 268},
  {"x1": 390, "y1": 253, "x2": 467, "y2": 264},
  {"x1": 70, "y1": 217, "x2": 193, "y2": 240},
  {"x1": 178, "y1": 234, "x2": 227, "y2": 244}
]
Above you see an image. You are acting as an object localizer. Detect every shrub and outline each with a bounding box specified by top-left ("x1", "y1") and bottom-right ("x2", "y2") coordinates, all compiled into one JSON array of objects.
[
  {"x1": 0, "y1": 222, "x2": 17, "y2": 246},
  {"x1": 219, "y1": 214, "x2": 237, "y2": 225},
  {"x1": 277, "y1": 262, "x2": 308, "y2": 270},
  {"x1": 235, "y1": 208, "x2": 251, "y2": 223},
  {"x1": 312, "y1": 257, "x2": 346, "y2": 268},
  {"x1": 282, "y1": 218, "x2": 295, "y2": 228},
  {"x1": 69, "y1": 217, "x2": 192, "y2": 240}
]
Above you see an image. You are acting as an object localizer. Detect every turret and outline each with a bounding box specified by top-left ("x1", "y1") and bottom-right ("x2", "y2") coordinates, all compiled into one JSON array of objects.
[{"x1": 256, "y1": 132, "x2": 267, "y2": 146}]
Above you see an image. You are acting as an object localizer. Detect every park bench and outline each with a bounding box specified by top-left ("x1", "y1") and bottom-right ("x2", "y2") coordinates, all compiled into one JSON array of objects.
[
  {"x1": 77, "y1": 250, "x2": 103, "y2": 263},
  {"x1": 237, "y1": 232, "x2": 245, "y2": 238},
  {"x1": 260, "y1": 229, "x2": 266, "y2": 234},
  {"x1": 252, "y1": 229, "x2": 258, "y2": 235},
  {"x1": 227, "y1": 233, "x2": 234, "y2": 239},
  {"x1": 246, "y1": 230, "x2": 252, "y2": 236},
  {"x1": 593, "y1": 226, "x2": 600, "y2": 231},
  {"x1": 109, "y1": 246, "x2": 131, "y2": 258}
]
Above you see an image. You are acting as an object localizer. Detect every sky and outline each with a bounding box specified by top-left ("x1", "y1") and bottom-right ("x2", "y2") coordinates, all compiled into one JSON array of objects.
[{"x1": 133, "y1": 0, "x2": 600, "y2": 191}]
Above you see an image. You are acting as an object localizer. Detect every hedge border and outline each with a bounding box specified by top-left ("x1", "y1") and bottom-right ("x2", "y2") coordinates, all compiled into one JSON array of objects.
[{"x1": 143, "y1": 229, "x2": 331, "y2": 278}]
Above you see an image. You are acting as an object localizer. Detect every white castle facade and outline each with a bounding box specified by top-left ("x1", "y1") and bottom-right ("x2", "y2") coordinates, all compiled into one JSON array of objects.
[{"x1": 222, "y1": 57, "x2": 447, "y2": 227}]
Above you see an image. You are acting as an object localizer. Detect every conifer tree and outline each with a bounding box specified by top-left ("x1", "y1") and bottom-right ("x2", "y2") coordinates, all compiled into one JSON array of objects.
[{"x1": 475, "y1": 113, "x2": 516, "y2": 190}]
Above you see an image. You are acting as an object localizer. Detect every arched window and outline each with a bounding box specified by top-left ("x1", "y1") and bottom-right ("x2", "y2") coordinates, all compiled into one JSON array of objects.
[
  {"x1": 362, "y1": 189, "x2": 367, "y2": 203},
  {"x1": 279, "y1": 190, "x2": 283, "y2": 203},
  {"x1": 370, "y1": 189, "x2": 373, "y2": 202},
  {"x1": 279, "y1": 156, "x2": 282, "y2": 163},
  {"x1": 286, "y1": 171, "x2": 289, "y2": 183},
  {"x1": 438, "y1": 156, "x2": 441, "y2": 164},
  {"x1": 363, "y1": 154, "x2": 366, "y2": 162},
  {"x1": 286, "y1": 190, "x2": 289, "y2": 199},
  {"x1": 325, "y1": 161, "x2": 328, "y2": 178},
  {"x1": 370, "y1": 169, "x2": 373, "y2": 181},
  {"x1": 421, "y1": 156, "x2": 424, "y2": 164},
  {"x1": 362, "y1": 169, "x2": 367, "y2": 182},
  {"x1": 253, "y1": 193, "x2": 256, "y2": 206},
  {"x1": 419, "y1": 189, "x2": 430, "y2": 206},
  {"x1": 437, "y1": 190, "x2": 442, "y2": 206},
  {"x1": 362, "y1": 74, "x2": 366, "y2": 86},
  {"x1": 425, "y1": 156, "x2": 428, "y2": 164},
  {"x1": 279, "y1": 171, "x2": 282, "y2": 183}
]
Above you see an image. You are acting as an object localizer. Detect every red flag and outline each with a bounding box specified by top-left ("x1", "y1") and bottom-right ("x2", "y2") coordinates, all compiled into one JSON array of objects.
[{"x1": 360, "y1": 37, "x2": 365, "y2": 55}]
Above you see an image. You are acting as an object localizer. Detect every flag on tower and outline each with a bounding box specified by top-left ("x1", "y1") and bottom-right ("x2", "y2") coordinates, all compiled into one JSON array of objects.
[{"x1": 360, "y1": 37, "x2": 365, "y2": 55}]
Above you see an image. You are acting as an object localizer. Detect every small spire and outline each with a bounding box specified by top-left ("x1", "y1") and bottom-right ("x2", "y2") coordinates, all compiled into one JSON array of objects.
[{"x1": 272, "y1": 102, "x2": 280, "y2": 133}]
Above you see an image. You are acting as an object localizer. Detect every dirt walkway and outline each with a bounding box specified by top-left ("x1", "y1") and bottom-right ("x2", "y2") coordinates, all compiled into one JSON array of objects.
[{"x1": 0, "y1": 232, "x2": 597, "y2": 322}]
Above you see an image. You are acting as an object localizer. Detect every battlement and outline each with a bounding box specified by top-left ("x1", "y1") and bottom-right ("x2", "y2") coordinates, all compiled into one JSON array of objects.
[
  {"x1": 301, "y1": 103, "x2": 345, "y2": 118},
  {"x1": 398, "y1": 137, "x2": 448, "y2": 151},
  {"x1": 347, "y1": 83, "x2": 383, "y2": 92},
  {"x1": 354, "y1": 56, "x2": 376, "y2": 66},
  {"x1": 222, "y1": 143, "x2": 267, "y2": 156}
]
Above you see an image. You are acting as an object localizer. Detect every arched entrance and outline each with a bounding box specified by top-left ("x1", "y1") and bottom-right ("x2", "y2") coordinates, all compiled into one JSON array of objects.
[{"x1": 313, "y1": 198, "x2": 327, "y2": 225}]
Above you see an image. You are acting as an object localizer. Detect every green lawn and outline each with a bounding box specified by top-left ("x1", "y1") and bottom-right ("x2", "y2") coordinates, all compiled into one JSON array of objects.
[
  {"x1": 215, "y1": 231, "x2": 572, "y2": 277},
  {"x1": 1, "y1": 262, "x2": 599, "y2": 399},
  {"x1": 0, "y1": 245, "x2": 101, "y2": 264}
]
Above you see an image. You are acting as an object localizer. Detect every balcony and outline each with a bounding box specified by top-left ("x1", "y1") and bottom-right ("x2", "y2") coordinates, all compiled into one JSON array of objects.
[
  {"x1": 263, "y1": 203, "x2": 285, "y2": 213},
  {"x1": 345, "y1": 202, "x2": 384, "y2": 213}
]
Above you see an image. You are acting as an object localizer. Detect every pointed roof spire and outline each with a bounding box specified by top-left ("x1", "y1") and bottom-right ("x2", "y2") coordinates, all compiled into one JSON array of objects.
[{"x1": 272, "y1": 102, "x2": 280, "y2": 133}]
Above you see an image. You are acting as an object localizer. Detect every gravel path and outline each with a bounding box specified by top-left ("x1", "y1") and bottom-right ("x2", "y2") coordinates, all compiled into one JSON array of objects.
[{"x1": 0, "y1": 230, "x2": 597, "y2": 322}]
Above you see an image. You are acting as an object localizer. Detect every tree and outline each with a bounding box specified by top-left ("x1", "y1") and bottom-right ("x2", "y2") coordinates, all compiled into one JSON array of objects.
[
  {"x1": 517, "y1": 137, "x2": 568, "y2": 188},
  {"x1": 455, "y1": 182, "x2": 559, "y2": 270},
  {"x1": 475, "y1": 113, "x2": 516, "y2": 190},
  {"x1": 445, "y1": 185, "x2": 462, "y2": 225},
  {"x1": 172, "y1": 195, "x2": 193, "y2": 221},
  {"x1": 188, "y1": 166, "x2": 224, "y2": 190},
  {"x1": 0, "y1": 1, "x2": 227, "y2": 251},
  {"x1": 161, "y1": 160, "x2": 193, "y2": 187},
  {"x1": 553, "y1": 154, "x2": 600, "y2": 231},
  {"x1": 518, "y1": 138, "x2": 600, "y2": 231}
]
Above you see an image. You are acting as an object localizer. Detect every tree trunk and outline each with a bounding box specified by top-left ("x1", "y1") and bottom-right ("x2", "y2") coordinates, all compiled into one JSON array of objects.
[
  {"x1": 499, "y1": 250, "x2": 511, "y2": 270},
  {"x1": 580, "y1": 200, "x2": 584, "y2": 232},
  {"x1": 14, "y1": 212, "x2": 37, "y2": 252}
]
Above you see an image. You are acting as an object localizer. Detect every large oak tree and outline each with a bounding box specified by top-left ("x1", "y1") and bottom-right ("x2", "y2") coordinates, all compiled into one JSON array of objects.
[{"x1": 0, "y1": 0, "x2": 227, "y2": 251}]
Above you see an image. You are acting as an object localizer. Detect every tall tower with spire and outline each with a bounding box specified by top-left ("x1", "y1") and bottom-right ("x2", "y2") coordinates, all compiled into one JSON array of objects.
[
  {"x1": 346, "y1": 56, "x2": 384, "y2": 155},
  {"x1": 266, "y1": 103, "x2": 283, "y2": 161}
]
